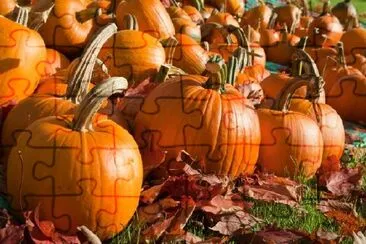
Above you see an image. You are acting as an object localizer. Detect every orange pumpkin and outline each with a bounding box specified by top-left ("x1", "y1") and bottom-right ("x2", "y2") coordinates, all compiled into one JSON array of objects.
[
  {"x1": 99, "y1": 15, "x2": 166, "y2": 84},
  {"x1": 206, "y1": 12, "x2": 240, "y2": 27},
  {"x1": 240, "y1": 3, "x2": 272, "y2": 31},
  {"x1": 276, "y1": 77, "x2": 344, "y2": 172},
  {"x1": 305, "y1": 46, "x2": 338, "y2": 74},
  {"x1": 274, "y1": 4, "x2": 302, "y2": 32},
  {"x1": 0, "y1": 0, "x2": 16, "y2": 16},
  {"x1": 134, "y1": 64, "x2": 261, "y2": 178},
  {"x1": 0, "y1": 16, "x2": 47, "y2": 106},
  {"x1": 116, "y1": 0, "x2": 175, "y2": 40},
  {"x1": 346, "y1": 53, "x2": 366, "y2": 75},
  {"x1": 331, "y1": 0, "x2": 359, "y2": 29},
  {"x1": 7, "y1": 77, "x2": 143, "y2": 241},
  {"x1": 308, "y1": 1, "x2": 343, "y2": 48},
  {"x1": 38, "y1": 0, "x2": 100, "y2": 57},
  {"x1": 1, "y1": 23, "x2": 116, "y2": 151},
  {"x1": 182, "y1": 5, "x2": 204, "y2": 24},
  {"x1": 171, "y1": 17, "x2": 201, "y2": 42},
  {"x1": 257, "y1": 106, "x2": 323, "y2": 178},
  {"x1": 322, "y1": 42, "x2": 363, "y2": 94}
]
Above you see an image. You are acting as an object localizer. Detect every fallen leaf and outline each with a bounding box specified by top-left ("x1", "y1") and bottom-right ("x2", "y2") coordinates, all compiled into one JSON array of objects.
[
  {"x1": 318, "y1": 155, "x2": 342, "y2": 186},
  {"x1": 325, "y1": 210, "x2": 366, "y2": 235},
  {"x1": 317, "y1": 200, "x2": 354, "y2": 214},
  {"x1": 316, "y1": 229, "x2": 339, "y2": 241},
  {"x1": 138, "y1": 197, "x2": 180, "y2": 224},
  {"x1": 0, "y1": 225, "x2": 25, "y2": 244},
  {"x1": 167, "y1": 197, "x2": 196, "y2": 234},
  {"x1": 163, "y1": 231, "x2": 202, "y2": 243},
  {"x1": 198, "y1": 195, "x2": 244, "y2": 215},
  {"x1": 232, "y1": 228, "x2": 312, "y2": 243},
  {"x1": 142, "y1": 214, "x2": 177, "y2": 242},
  {"x1": 326, "y1": 167, "x2": 363, "y2": 196},
  {"x1": 140, "y1": 182, "x2": 166, "y2": 204}
]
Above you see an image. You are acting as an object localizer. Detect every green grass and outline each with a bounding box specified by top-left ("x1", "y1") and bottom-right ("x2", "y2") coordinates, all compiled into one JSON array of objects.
[{"x1": 312, "y1": 0, "x2": 366, "y2": 20}]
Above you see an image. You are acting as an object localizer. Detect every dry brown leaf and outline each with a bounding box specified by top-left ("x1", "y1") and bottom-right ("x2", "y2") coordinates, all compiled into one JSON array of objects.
[
  {"x1": 317, "y1": 200, "x2": 354, "y2": 214},
  {"x1": 326, "y1": 167, "x2": 363, "y2": 196},
  {"x1": 198, "y1": 195, "x2": 245, "y2": 215},
  {"x1": 167, "y1": 197, "x2": 196, "y2": 234},
  {"x1": 142, "y1": 215, "x2": 177, "y2": 242}
]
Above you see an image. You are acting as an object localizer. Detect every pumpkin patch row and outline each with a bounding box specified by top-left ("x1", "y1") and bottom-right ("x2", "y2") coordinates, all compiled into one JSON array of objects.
[{"x1": 0, "y1": 0, "x2": 364, "y2": 241}]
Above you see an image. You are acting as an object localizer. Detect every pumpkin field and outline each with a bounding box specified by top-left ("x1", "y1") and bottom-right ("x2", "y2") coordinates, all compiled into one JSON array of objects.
[{"x1": 0, "y1": 0, "x2": 365, "y2": 243}]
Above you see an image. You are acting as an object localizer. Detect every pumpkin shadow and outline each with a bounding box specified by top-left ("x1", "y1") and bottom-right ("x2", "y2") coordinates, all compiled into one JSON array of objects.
[{"x1": 0, "y1": 58, "x2": 20, "y2": 74}]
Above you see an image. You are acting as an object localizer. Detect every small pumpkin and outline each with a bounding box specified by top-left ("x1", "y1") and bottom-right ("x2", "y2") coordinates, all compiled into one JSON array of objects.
[
  {"x1": 98, "y1": 15, "x2": 166, "y2": 84},
  {"x1": 273, "y1": 3, "x2": 302, "y2": 32},
  {"x1": 134, "y1": 62, "x2": 261, "y2": 178},
  {"x1": 171, "y1": 17, "x2": 201, "y2": 42},
  {"x1": 206, "y1": 12, "x2": 240, "y2": 27},
  {"x1": 7, "y1": 77, "x2": 142, "y2": 241},
  {"x1": 206, "y1": 0, "x2": 244, "y2": 17},
  {"x1": 182, "y1": 5, "x2": 204, "y2": 24},
  {"x1": 240, "y1": 3, "x2": 272, "y2": 31},
  {"x1": 331, "y1": 0, "x2": 359, "y2": 30},
  {"x1": 116, "y1": 0, "x2": 175, "y2": 40},
  {"x1": 308, "y1": 0, "x2": 343, "y2": 48},
  {"x1": 41, "y1": 49, "x2": 71, "y2": 77}
]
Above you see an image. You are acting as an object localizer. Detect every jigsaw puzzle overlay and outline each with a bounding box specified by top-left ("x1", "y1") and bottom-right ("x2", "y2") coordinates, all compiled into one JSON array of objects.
[{"x1": 0, "y1": 0, "x2": 365, "y2": 241}]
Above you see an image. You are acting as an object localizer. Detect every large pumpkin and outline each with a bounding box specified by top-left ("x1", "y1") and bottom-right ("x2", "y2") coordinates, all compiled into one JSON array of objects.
[
  {"x1": 116, "y1": 0, "x2": 175, "y2": 40},
  {"x1": 134, "y1": 64, "x2": 261, "y2": 178},
  {"x1": 98, "y1": 15, "x2": 166, "y2": 84},
  {"x1": 0, "y1": 16, "x2": 47, "y2": 106},
  {"x1": 276, "y1": 78, "x2": 344, "y2": 172},
  {"x1": 7, "y1": 77, "x2": 143, "y2": 241},
  {"x1": 339, "y1": 27, "x2": 366, "y2": 56}
]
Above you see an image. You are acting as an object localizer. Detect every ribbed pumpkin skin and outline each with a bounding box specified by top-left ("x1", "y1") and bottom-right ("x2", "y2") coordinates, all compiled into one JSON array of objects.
[
  {"x1": 7, "y1": 115, "x2": 143, "y2": 240},
  {"x1": 0, "y1": 16, "x2": 47, "y2": 106},
  {"x1": 257, "y1": 109, "x2": 324, "y2": 178},
  {"x1": 323, "y1": 65, "x2": 363, "y2": 94},
  {"x1": 236, "y1": 65, "x2": 270, "y2": 85},
  {"x1": 289, "y1": 99, "x2": 345, "y2": 168},
  {"x1": 0, "y1": 0, "x2": 16, "y2": 16},
  {"x1": 134, "y1": 75, "x2": 261, "y2": 178},
  {"x1": 340, "y1": 28, "x2": 366, "y2": 56},
  {"x1": 38, "y1": 0, "x2": 96, "y2": 56},
  {"x1": 327, "y1": 74, "x2": 366, "y2": 124},
  {"x1": 98, "y1": 30, "x2": 166, "y2": 84},
  {"x1": 308, "y1": 14, "x2": 343, "y2": 47},
  {"x1": 240, "y1": 5, "x2": 272, "y2": 30},
  {"x1": 173, "y1": 34, "x2": 209, "y2": 74},
  {"x1": 346, "y1": 54, "x2": 366, "y2": 76},
  {"x1": 206, "y1": 12, "x2": 240, "y2": 27},
  {"x1": 116, "y1": 0, "x2": 175, "y2": 40},
  {"x1": 305, "y1": 47, "x2": 337, "y2": 74}
]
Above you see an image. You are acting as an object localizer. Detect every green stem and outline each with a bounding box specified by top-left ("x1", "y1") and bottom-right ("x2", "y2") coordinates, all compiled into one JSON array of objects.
[
  {"x1": 292, "y1": 36, "x2": 308, "y2": 76},
  {"x1": 336, "y1": 42, "x2": 347, "y2": 68},
  {"x1": 160, "y1": 37, "x2": 178, "y2": 65},
  {"x1": 120, "y1": 14, "x2": 138, "y2": 31},
  {"x1": 72, "y1": 77, "x2": 128, "y2": 132},
  {"x1": 76, "y1": 7, "x2": 99, "y2": 24},
  {"x1": 65, "y1": 23, "x2": 118, "y2": 104},
  {"x1": 267, "y1": 11, "x2": 278, "y2": 29},
  {"x1": 321, "y1": 0, "x2": 330, "y2": 16},
  {"x1": 203, "y1": 62, "x2": 227, "y2": 93},
  {"x1": 154, "y1": 65, "x2": 170, "y2": 83}
]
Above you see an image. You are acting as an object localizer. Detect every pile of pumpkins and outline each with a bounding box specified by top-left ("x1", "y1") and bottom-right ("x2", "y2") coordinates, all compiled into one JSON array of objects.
[{"x1": 0, "y1": 0, "x2": 365, "y2": 240}]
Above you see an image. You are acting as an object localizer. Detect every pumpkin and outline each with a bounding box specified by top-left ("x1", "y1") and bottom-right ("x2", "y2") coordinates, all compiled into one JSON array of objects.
[
  {"x1": 41, "y1": 49, "x2": 71, "y2": 77},
  {"x1": 257, "y1": 105, "x2": 324, "y2": 178},
  {"x1": 167, "y1": 5, "x2": 191, "y2": 20},
  {"x1": 172, "y1": 33, "x2": 209, "y2": 74},
  {"x1": 260, "y1": 28, "x2": 281, "y2": 47},
  {"x1": 207, "y1": 0, "x2": 244, "y2": 17},
  {"x1": 98, "y1": 15, "x2": 166, "y2": 84},
  {"x1": 322, "y1": 42, "x2": 363, "y2": 94},
  {"x1": 1, "y1": 23, "x2": 117, "y2": 152},
  {"x1": 134, "y1": 62, "x2": 261, "y2": 178},
  {"x1": 327, "y1": 73, "x2": 366, "y2": 125},
  {"x1": 308, "y1": 1, "x2": 343, "y2": 48},
  {"x1": 339, "y1": 27, "x2": 366, "y2": 56},
  {"x1": 305, "y1": 46, "x2": 337, "y2": 74},
  {"x1": 116, "y1": 0, "x2": 175, "y2": 40},
  {"x1": 200, "y1": 4, "x2": 216, "y2": 20},
  {"x1": 38, "y1": 0, "x2": 100, "y2": 57},
  {"x1": 276, "y1": 75, "x2": 345, "y2": 172},
  {"x1": 331, "y1": 0, "x2": 359, "y2": 30},
  {"x1": 266, "y1": 28, "x2": 300, "y2": 65},
  {"x1": 240, "y1": 3, "x2": 272, "y2": 31},
  {"x1": 243, "y1": 25, "x2": 261, "y2": 44},
  {"x1": 273, "y1": 3, "x2": 302, "y2": 32},
  {"x1": 7, "y1": 77, "x2": 143, "y2": 241},
  {"x1": 0, "y1": 16, "x2": 47, "y2": 106},
  {"x1": 261, "y1": 49, "x2": 325, "y2": 108},
  {"x1": 206, "y1": 12, "x2": 240, "y2": 27}
]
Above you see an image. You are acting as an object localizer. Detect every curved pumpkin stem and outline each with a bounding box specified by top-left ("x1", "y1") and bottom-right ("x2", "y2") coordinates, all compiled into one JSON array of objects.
[
  {"x1": 72, "y1": 77, "x2": 128, "y2": 132},
  {"x1": 160, "y1": 37, "x2": 178, "y2": 65},
  {"x1": 154, "y1": 64, "x2": 171, "y2": 83},
  {"x1": 301, "y1": 0, "x2": 310, "y2": 16},
  {"x1": 14, "y1": 5, "x2": 29, "y2": 26},
  {"x1": 321, "y1": 0, "x2": 330, "y2": 16},
  {"x1": 76, "y1": 7, "x2": 99, "y2": 23},
  {"x1": 27, "y1": 3, "x2": 54, "y2": 30},
  {"x1": 121, "y1": 14, "x2": 139, "y2": 31},
  {"x1": 65, "y1": 23, "x2": 118, "y2": 104},
  {"x1": 292, "y1": 36, "x2": 308, "y2": 76},
  {"x1": 204, "y1": 61, "x2": 228, "y2": 93},
  {"x1": 267, "y1": 11, "x2": 278, "y2": 29}
]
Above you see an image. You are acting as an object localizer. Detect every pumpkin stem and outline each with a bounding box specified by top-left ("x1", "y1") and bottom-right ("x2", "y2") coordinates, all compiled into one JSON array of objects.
[
  {"x1": 201, "y1": 41, "x2": 210, "y2": 51},
  {"x1": 14, "y1": 5, "x2": 29, "y2": 26},
  {"x1": 336, "y1": 42, "x2": 347, "y2": 68},
  {"x1": 292, "y1": 36, "x2": 308, "y2": 76},
  {"x1": 154, "y1": 65, "x2": 171, "y2": 83},
  {"x1": 190, "y1": 0, "x2": 204, "y2": 11},
  {"x1": 203, "y1": 61, "x2": 227, "y2": 93},
  {"x1": 27, "y1": 3, "x2": 54, "y2": 30},
  {"x1": 72, "y1": 77, "x2": 128, "y2": 132},
  {"x1": 160, "y1": 37, "x2": 179, "y2": 65},
  {"x1": 121, "y1": 14, "x2": 139, "y2": 30},
  {"x1": 65, "y1": 23, "x2": 118, "y2": 104},
  {"x1": 76, "y1": 7, "x2": 99, "y2": 24},
  {"x1": 301, "y1": 0, "x2": 309, "y2": 16},
  {"x1": 169, "y1": 0, "x2": 180, "y2": 7},
  {"x1": 321, "y1": 0, "x2": 330, "y2": 16},
  {"x1": 267, "y1": 11, "x2": 278, "y2": 29}
]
